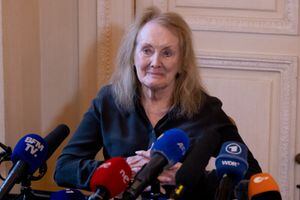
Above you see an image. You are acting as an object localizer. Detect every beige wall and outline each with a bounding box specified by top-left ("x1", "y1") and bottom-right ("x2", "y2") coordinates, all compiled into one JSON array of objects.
[
  {"x1": 0, "y1": 0, "x2": 132, "y2": 192},
  {"x1": 1, "y1": 0, "x2": 97, "y2": 191},
  {"x1": 0, "y1": 0, "x2": 4, "y2": 143}
]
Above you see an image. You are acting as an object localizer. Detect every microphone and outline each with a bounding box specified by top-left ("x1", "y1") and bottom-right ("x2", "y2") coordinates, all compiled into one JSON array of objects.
[
  {"x1": 0, "y1": 124, "x2": 70, "y2": 199},
  {"x1": 50, "y1": 188, "x2": 86, "y2": 200},
  {"x1": 248, "y1": 173, "x2": 282, "y2": 200},
  {"x1": 214, "y1": 141, "x2": 249, "y2": 200},
  {"x1": 122, "y1": 128, "x2": 190, "y2": 200},
  {"x1": 88, "y1": 157, "x2": 132, "y2": 200},
  {"x1": 43, "y1": 124, "x2": 70, "y2": 160},
  {"x1": 0, "y1": 142, "x2": 12, "y2": 162},
  {"x1": 171, "y1": 131, "x2": 220, "y2": 199},
  {"x1": 234, "y1": 179, "x2": 249, "y2": 200}
]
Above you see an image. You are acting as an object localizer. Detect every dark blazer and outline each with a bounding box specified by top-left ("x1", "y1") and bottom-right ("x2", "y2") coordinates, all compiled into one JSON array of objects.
[{"x1": 54, "y1": 85, "x2": 261, "y2": 197}]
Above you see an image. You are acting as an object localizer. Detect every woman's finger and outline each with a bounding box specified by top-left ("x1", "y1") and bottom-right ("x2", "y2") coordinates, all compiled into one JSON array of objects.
[{"x1": 135, "y1": 150, "x2": 150, "y2": 158}]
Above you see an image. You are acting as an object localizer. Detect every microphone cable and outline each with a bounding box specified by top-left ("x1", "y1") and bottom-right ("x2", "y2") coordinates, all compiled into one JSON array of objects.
[{"x1": 0, "y1": 142, "x2": 12, "y2": 181}]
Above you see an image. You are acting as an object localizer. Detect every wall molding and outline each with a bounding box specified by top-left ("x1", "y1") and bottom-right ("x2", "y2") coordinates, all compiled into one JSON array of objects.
[
  {"x1": 96, "y1": 0, "x2": 134, "y2": 87},
  {"x1": 196, "y1": 51, "x2": 298, "y2": 199},
  {"x1": 154, "y1": 0, "x2": 299, "y2": 35},
  {"x1": 97, "y1": 0, "x2": 112, "y2": 87}
]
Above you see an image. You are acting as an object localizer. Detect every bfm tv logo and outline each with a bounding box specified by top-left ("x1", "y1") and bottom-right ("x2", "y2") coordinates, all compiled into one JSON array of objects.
[{"x1": 24, "y1": 136, "x2": 45, "y2": 157}]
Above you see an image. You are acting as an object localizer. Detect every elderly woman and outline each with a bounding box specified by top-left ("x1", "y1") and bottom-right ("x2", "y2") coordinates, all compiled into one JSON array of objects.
[{"x1": 54, "y1": 7, "x2": 261, "y2": 199}]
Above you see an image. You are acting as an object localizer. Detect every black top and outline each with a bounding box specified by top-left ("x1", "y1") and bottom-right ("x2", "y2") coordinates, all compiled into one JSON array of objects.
[{"x1": 54, "y1": 85, "x2": 261, "y2": 194}]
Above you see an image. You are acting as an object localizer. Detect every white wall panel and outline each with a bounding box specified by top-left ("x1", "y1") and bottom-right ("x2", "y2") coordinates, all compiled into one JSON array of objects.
[
  {"x1": 153, "y1": 0, "x2": 298, "y2": 34},
  {"x1": 97, "y1": 0, "x2": 134, "y2": 87},
  {"x1": 202, "y1": 69, "x2": 274, "y2": 171},
  {"x1": 176, "y1": 0, "x2": 277, "y2": 11},
  {"x1": 197, "y1": 52, "x2": 297, "y2": 200}
]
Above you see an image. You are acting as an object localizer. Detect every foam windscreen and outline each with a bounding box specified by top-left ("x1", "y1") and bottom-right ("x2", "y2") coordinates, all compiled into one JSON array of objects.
[
  {"x1": 215, "y1": 141, "x2": 248, "y2": 182},
  {"x1": 151, "y1": 128, "x2": 189, "y2": 166},
  {"x1": 248, "y1": 173, "x2": 282, "y2": 200},
  {"x1": 11, "y1": 134, "x2": 48, "y2": 174},
  {"x1": 89, "y1": 157, "x2": 132, "y2": 198}
]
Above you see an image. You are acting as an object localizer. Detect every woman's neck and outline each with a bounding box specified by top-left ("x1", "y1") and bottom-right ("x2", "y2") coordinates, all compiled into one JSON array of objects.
[
  {"x1": 141, "y1": 85, "x2": 174, "y2": 106},
  {"x1": 141, "y1": 86, "x2": 173, "y2": 126}
]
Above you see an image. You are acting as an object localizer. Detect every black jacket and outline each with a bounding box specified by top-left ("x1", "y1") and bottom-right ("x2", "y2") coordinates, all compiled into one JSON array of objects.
[{"x1": 54, "y1": 85, "x2": 261, "y2": 197}]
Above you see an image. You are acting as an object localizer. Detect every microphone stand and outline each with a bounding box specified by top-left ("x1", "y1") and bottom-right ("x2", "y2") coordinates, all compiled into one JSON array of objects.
[
  {"x1": 13, "y1": 179, "x2": 52, "y2": 200},
  {"x1": 215, "y1": 174, "x2": 235, "y2": 200},
  {"x1": 13, "y1": 165, "x2": 51, "y2": 200},
  {"x1": 149, "y1": 180, "x2": 161, "y2": 200},
  {"x1": 0, "y1": 145, "x2": 50, "y2": 200}
]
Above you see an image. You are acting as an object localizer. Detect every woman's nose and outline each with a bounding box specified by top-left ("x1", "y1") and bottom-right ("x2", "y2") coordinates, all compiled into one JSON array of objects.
[{"x1": 150, "y1": 53, "x2": 162, "y2": 68}]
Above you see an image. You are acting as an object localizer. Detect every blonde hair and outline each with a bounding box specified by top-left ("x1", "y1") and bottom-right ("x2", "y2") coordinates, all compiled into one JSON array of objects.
[{"x1": 111, "y1": 7, "x2": 205, "y2": 118}]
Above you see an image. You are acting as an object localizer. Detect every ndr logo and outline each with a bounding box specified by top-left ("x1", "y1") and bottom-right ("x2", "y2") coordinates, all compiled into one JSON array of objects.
[
  {"x1": 225, "y1": 143, "x2": 242, "y2": 155},
  {"x1": 221, "y1": 160, "x2": 240, "y2": 167},
  {"x1": 24, "y1": 137, "x2": 45, "y2": 157}
]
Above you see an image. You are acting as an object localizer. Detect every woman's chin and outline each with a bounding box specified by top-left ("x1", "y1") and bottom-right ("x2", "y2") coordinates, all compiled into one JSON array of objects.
[{"x1": 142, "y1": 83, "x2": 169, "y2": 91}]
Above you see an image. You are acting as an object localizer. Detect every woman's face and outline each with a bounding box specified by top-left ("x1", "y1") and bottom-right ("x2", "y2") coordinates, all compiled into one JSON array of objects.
[{"x1": 134, "y1": 21, "x2": 180, "y2": 91}]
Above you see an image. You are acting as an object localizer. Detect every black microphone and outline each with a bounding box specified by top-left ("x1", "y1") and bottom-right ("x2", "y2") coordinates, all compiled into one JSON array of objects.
[
  {"x1": 43, "y1": 124, "x2": 70, "y2": 160},
  {"x1": 234, "y1": 179, "x2": 249, "y2": 200},
  {"x1": 171, "y1": 131, "x2": 220, "y2": 199},
  {"x1": 0, "y1": 124, "x2": 70, "y2": 200},
  {"x1": 0, "y1": 142, "x2": 12, "y2": 162},
  {"x1": 122, "y1": 128, "x2": 190, "y2": 200},
  {"x1": 214, "y1": 141, "x2": 249, "y2": 200}
]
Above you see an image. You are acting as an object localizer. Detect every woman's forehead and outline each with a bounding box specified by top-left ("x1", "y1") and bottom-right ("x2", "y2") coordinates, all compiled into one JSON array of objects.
[{"x1": 136, "y1": 21, "x2": 179, "y2": 48}]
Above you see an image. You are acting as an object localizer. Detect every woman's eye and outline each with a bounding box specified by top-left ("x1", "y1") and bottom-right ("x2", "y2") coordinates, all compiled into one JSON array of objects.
[
  {"x1": 162, "y1": 49, "x2": 173, "y2": 57},
  {"x1": 142, "y1": 48, "x2": 153, "y2": 55}
]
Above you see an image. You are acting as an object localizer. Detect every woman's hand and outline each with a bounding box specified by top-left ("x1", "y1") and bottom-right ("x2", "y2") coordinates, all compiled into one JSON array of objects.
[
  {"x1": 126, "y1": 150, "x2": 150, "y2": 177},
  {"x1": 157, "y1": 162, "x2": 182, "y2": 185},
  {"x1": 127, "y1": 150, "x2": 182, "y2": 186}
]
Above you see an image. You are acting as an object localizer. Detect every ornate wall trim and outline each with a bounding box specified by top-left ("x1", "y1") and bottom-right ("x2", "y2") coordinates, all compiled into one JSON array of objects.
[
  {"x1": 154, "y1": 0, "x2": 299, "y2": 35},
  {"x1": 97, "y1": 0, "x2": 112, "y2": 87},
  {"x1": 197, "y1": 51, "x2": 298, "y2": 199}
]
